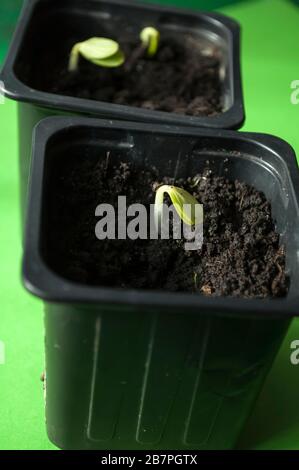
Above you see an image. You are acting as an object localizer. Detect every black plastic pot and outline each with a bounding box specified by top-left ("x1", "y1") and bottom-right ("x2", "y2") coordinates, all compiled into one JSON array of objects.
[
  {"x1": 0, "y1": 0, "x2": 244, "y2": 228},
  {"x1": 23, "y1": 117, "x2": 299, "y2": 450}
]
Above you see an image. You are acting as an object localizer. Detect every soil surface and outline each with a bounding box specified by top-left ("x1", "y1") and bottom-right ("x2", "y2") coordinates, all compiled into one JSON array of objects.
[
  {"x1": 45, "y1": 157, "x2": 288, "y2": 299},
  {"x1": 45, "y1": 35, "x2": 222, "y2": 117}
]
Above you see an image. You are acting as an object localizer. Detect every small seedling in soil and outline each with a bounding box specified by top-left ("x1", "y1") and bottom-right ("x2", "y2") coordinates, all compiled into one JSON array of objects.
[
  {"x1": 68, "y1": 37, "x2": 125, "y2": 72},
  {"x1": 140, "y1": 27, "x2": 160, "y2": 57},
  {"x1": 154, "y1": 184, "x2": 203, "y2": 230},
  {"x1": 125, "y1": 26, "x2": 160, "y2": 71},
  {"x1": 49, "y1": 28, "x2": 222, "y2": 116},
  {"x1": 48, "y1": 159, "x2": 288, "y2": 299}
]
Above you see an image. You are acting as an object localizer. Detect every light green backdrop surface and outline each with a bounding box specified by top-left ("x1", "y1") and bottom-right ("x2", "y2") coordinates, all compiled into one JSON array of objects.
[{"x1": 0, "y1": 0, "x2": 299, "y2": 450}]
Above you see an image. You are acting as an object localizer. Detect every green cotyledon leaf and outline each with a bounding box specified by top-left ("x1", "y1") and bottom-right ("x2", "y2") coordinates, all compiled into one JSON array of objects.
[{"x1": 68, "y1": 37, "x2": 124, "y2": 71}]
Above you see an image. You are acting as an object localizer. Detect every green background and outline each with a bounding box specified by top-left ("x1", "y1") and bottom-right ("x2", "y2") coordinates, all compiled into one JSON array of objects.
[{"x1": 0, "y1": 0, "x2": 299, "y2": 450}]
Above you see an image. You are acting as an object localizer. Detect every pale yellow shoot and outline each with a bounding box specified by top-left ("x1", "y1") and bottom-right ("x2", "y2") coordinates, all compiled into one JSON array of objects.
[
  {"x1": 154, "y1": 185, "x2": 203, "y2": 229},
  {"x1": 140, "y1": 27, "x2": 160, "y2": 57}
]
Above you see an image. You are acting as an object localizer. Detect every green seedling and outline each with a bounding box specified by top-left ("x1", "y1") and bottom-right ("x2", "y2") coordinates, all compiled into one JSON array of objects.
[
  {"x1": 68, "y1": 37, "x2": 125, "y2": 72},
  {"x1": 154, "y1": 185, "x2": 203, "y2": 229},
  {"x1": 140, "y1": 27, "x2": 160, "y2": 57}
]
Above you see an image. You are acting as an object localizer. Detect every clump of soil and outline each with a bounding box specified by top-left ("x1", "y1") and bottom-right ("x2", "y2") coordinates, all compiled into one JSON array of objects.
[
  {"x1": 45, "y1": 156, "x2": 288, "y2": 299},
  {"x1": 45, "y1": 34, "x2": 222, "y2": 117}
]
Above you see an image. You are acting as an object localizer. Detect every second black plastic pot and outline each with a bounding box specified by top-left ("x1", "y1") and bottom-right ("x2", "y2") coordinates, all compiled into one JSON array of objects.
[
  {"x1": 23, "y1": 117, "x2": 299, "y2": 450},
  {"x1": 0, "y1": 0, "x2": 244, "y2": 228}
]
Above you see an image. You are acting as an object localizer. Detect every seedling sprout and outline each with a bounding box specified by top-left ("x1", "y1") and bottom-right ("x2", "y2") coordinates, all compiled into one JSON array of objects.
[
  {"x1": 154, "y1": 185, "x2": 203, "y2": 230},
  {"x1": 140, "y1": 27, "x2": 160, "y2": 57},
  {"x1": 68, "y1": 37, "x2": 125, "y2": 72}
]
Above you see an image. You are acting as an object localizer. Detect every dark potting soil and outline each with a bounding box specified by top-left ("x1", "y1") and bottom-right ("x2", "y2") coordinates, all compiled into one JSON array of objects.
[
  {"x1": 45, "y1": 156, "x2": 288, "y2": 299},
  {"x1": 45, "y1": 35, "x2": 222, "y2": 117}
]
